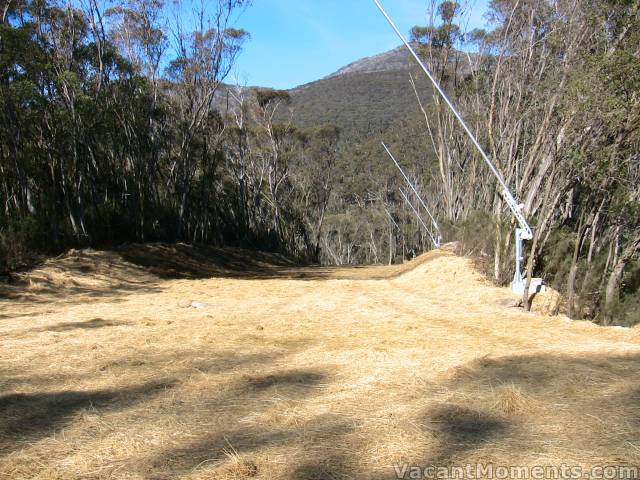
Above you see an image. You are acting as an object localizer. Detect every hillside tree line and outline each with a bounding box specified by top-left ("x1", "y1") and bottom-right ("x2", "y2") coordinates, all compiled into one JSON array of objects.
[
  {"x1": 1, "y1": 0, "x2": 639, "y2": 326},
  {"x1": 325, "y1": 0, "x2": 639, "y2": 325},
  {"x1": 0, "y1": 0, "x2": 340, "y2": 271}
]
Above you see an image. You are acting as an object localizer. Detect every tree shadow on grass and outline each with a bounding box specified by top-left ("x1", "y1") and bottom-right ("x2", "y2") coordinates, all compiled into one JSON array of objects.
[
  {"x1": 143, "y1": 352, "x2": 640, "y2": 479},
  {"x1": 141, "y1": 368, "x2": 340, "y2": 478},
  {"x1": 0, "y1": 380, "x2": 176, "y2": 457},
  {"x1": 117, "y1": 243, "x2": 301, "y2": 281},
  {"x1": 430, "y1": 404, "x2": 507, "y2": 446},
  {"x1": 0, "y1": 267, "x2": 164, "y2": 306},
  {"x1": 282, "y1": 418, "x2": 359, "y2": 480},
  {"x1": 449, "y1": 352, "x2": 640, "y2": 399},
  {"x1": 243, "y1": 370, "x2": 326, "y2": 391},
  {"x1": 0, "y1": 346, "x2": 304, "y2": 462},
  {"x1": 24, "y1": 317, "x2": 126, "y2": 333},
  {"x1": 155, "y1": 415, "x2": 358, "y2": 480},
  {"x1": 400, "y1": 352, "x2": 640, "y2": 478}
]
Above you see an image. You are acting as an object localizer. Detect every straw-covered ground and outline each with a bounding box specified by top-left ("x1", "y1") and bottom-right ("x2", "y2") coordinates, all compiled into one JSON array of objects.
[{"x1": 1, "y1": 244, "x2": 639, "y2": 479}]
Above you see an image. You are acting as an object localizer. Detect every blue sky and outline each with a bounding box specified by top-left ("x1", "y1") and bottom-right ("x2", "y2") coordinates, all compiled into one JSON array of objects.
[{"x1": 230, "y1": 0, "x2": 491, "y2": 89}]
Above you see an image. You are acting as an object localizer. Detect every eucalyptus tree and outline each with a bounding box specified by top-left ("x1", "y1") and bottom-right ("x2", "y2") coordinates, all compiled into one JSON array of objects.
[
  {"x1": 251, "y1": 88, "x2": 295, "y2": 243},
  {"x1": 408, "y1": 0, "x2": 640, "y2": 320},
  {"x1": 292, "y1": 124, "x2": 341, "y2": 258},
  {"x1": 105, "y1": 0, "x2": 167, "y2": 239},
  {"x1": 411, "y1": 0, "x2": 466, "y2": 223},
  {"x1": 564, "y1": 0, "x2": 640, "y2": 324},
  {"x1": 166, "y1": 0, "x2": 248, "y2": 237}
]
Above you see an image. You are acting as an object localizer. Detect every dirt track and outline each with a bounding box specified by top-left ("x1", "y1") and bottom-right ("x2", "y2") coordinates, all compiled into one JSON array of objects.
[{"x1": 1, "y1": 245, "x2": 639, "y2": 479}]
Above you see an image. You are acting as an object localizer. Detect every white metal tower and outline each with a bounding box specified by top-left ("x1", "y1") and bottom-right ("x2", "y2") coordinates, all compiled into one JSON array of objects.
[{"x1": 373, "y1": 0, "x2": 544, "y2": 294}]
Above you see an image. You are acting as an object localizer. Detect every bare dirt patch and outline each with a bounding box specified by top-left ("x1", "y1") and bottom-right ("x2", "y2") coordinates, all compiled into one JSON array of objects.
[{"x1": 1, "y1": 246, "x2": 639, "y2": 479}]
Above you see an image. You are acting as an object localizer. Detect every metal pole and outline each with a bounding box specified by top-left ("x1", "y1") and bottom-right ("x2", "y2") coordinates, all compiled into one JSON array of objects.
[
  {"x1": 372, "y1": 0, "x2": 532, "y2": 241},
  {"x1": 399, "y1": 188, "x2": 438, "y2": 247},
  {"x1": 382, "y1": 142, "x2": 441, "y2": 245},
  {"x1": 513, "y1": 229, "x2": 524, "y2": 291},
  {"x1": 383, "y1": 205, "x2": 400, "y2": 230}
]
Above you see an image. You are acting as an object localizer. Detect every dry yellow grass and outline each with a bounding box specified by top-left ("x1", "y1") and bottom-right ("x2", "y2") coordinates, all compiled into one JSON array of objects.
[{"x1": 1, "y1": 244, "x2": 639, "y2": 479}]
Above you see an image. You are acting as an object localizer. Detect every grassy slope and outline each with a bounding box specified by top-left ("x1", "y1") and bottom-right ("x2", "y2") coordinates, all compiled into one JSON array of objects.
[{"x1": 1, "y1": 245, "x2": 638, "y2": 479}]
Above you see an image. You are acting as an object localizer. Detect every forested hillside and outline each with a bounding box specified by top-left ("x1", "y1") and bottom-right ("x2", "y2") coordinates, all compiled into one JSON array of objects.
[
  {"x1": 288, "y1": 69, "x2": 430, "y2": 137},
  {"x1": 0, "y1": 0, "x2": 318, "y2": 270},
  {"x1": 286, "y1": 44, "x2": 430, "y2": 137},
  {"x1": 1, "y1": 0, "x2": 639, "y2": 326},
  {"x1": 279, "y1": 0, "x2": 640, "y2": 326}
]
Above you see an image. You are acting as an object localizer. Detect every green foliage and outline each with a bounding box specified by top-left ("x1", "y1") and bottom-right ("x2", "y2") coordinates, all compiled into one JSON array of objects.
[
  {"x1": 538, "y1": 228, "x2": 576, "y2": 290},
  {"x1": 0, "y1": 0, "x2": 303, "y2": 274},
  {"x1": 283, "y1": 69, "x2": 433, "y2": 139},
  {"x1": 0, "y1": 216, "x2": 59, "y2": 272},
  {"x1": 256, "y1": 88, "x2": 291, "y2": 108}
]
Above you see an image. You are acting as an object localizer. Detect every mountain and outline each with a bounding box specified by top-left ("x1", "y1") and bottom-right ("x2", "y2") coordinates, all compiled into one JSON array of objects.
[
  {"x1": 214, "y1": 45, "x2": 441, "y2": 197},
  {"x1": 325, "y1": 45, "x2": 413, "y2": 78},
  {"x1": 285, "y1": 45, "x2": 433, "y2": 139},
  {"x1": 279, "y1": 45, "x2": 439, "y2": 201}
]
